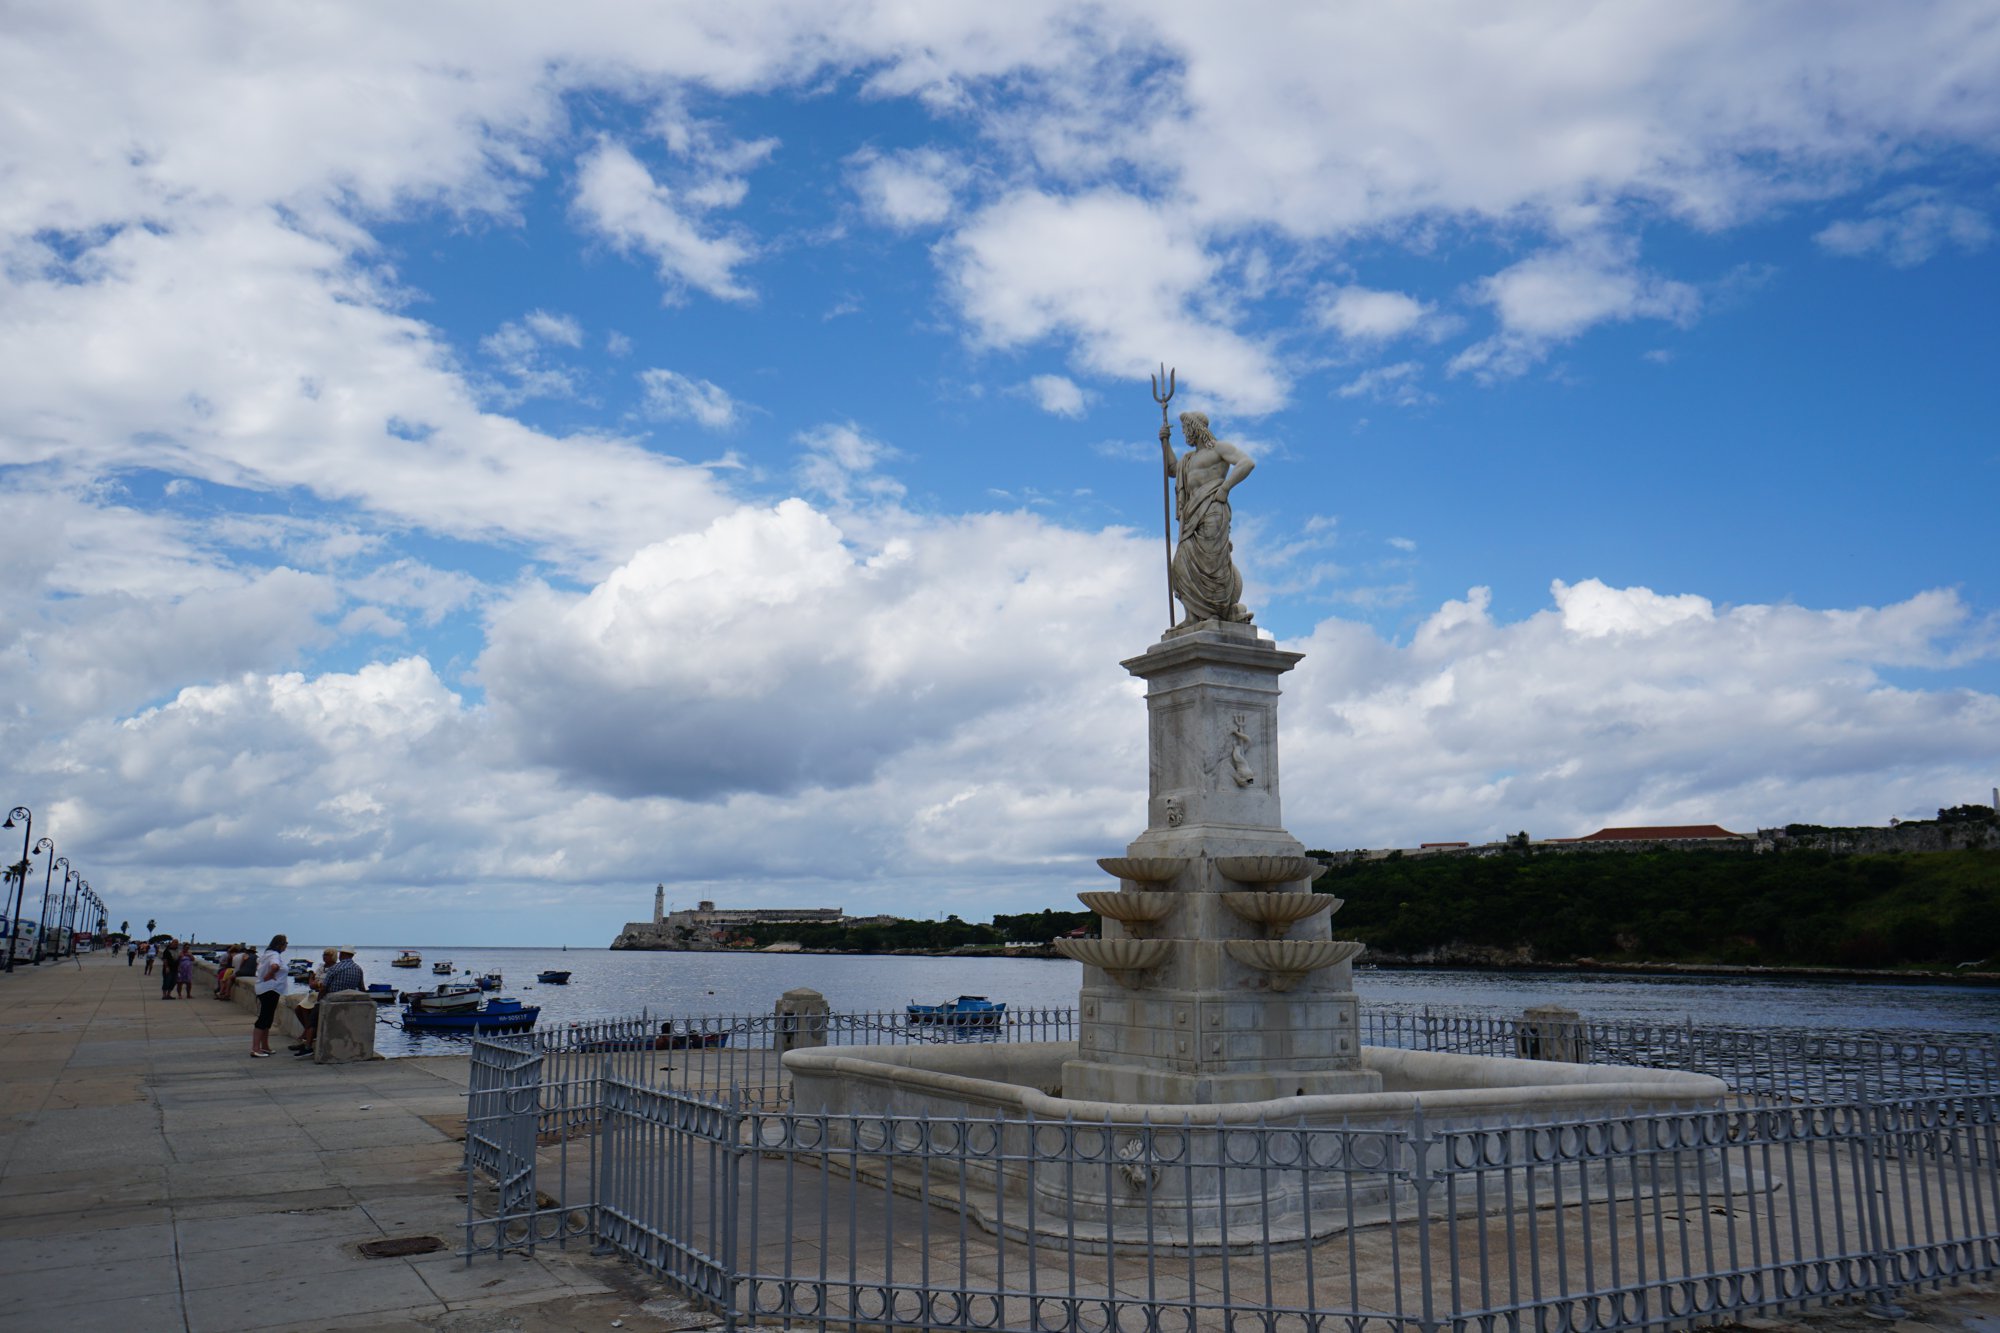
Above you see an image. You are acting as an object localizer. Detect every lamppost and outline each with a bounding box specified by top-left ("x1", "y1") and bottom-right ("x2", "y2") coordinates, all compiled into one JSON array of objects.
[
  {"x1": 2, "y1": 807, "x2": 30, "y2": 974},
  {"x1": 33, "y1": 839, "x2": 58, "y2": 964},
  {"x1": 66, "y1": 876, "x2": 88, "y2": 956},
  {"x1": 41, "y1": 851, "x2": 68, "y2": 963},
  {"x1": 54, "y1": 867, "x2": 77, "y2": 959}
]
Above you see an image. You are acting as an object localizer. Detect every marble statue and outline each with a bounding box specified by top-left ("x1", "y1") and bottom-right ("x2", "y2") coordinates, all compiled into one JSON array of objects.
[{"x1": 1159, "y1": 410, "x2": 1254, "y2": 625}]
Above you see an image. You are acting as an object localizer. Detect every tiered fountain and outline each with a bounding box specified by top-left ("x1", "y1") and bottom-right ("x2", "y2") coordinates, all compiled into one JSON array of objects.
[
  {"x1": 1055, "y1": 619, "x2": 1382, "y2": 1103},
  {"x1": 785, "y1": 403, "x2": 1723, "y2": 1246}
]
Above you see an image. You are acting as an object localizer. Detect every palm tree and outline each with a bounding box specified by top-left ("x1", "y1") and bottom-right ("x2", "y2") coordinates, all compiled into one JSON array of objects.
[
  {"x1": 146, "y1": 918, "x2": 156, "y2": 935},
  {"x1": 120, "y1": 920, "x2": 128, "y2": 935}
]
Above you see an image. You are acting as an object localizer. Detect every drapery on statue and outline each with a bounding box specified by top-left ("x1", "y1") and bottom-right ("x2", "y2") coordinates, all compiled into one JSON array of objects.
[{"x1": 1159, "y1": 410, "x2": 1255, "y2": 625}]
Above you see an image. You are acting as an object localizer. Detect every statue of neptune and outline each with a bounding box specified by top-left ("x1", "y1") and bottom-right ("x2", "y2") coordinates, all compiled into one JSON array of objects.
[{"x1": 1158, "y1": 410, "x2": 1255, "y2": 625}]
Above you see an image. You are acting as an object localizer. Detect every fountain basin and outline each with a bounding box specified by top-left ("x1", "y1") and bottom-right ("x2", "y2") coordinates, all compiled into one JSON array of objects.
[
  {"x1": 1224, "y1": 938, "x2": 1364, "y2": 990},
  {"x1": 1096, "y1": 856, "x2": 1188, "y2": 883},
  {"x1": 1053, "y1": 937, "x2": 1172, "y2": 984},
  {"x1": 1219, "y1": 891, "x2": 1338, "y2": 934},
  {"x1": 1212, "y1": 855, "x2": 1323, "y2": 885},
  {"x1": 786, "y1": 1042, "x2": 1729, "y2": 1251},
  {"x1": 1076, "y1": 891, "x2": 1176, "y2": 931}
]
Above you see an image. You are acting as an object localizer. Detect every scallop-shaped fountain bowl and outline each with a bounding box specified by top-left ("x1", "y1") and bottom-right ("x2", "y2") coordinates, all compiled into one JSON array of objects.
[
  {"x1": 1076, "y1": 891, "x2": 1177, "y2": 933},
  {"x1": 1220, "y1": 892, "x2": 1340, "y2": 936},
  {"x1": 1097, "y1": 856, "x2": 1189, "y2": 883},
  {"x1": 1054, "y1": 937, "x2": 1174, "y2": 987},
  {"x1": 1223, "y1": 939, "x2": 1364, "y2": 991},
  {"x1": 1213, "y1": 855, "x2": 1326, "y2": 885}
]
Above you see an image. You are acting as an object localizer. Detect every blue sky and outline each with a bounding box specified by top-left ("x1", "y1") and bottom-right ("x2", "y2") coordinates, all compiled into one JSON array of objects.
[{"x1": 2, "y1": 3, "x2": 1996, "y2": 946}]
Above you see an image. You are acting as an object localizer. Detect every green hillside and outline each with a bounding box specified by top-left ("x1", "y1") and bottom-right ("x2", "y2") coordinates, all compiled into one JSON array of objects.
[{"x1": 1309, "y1": 848, "x2": 2000, "y2": 969}]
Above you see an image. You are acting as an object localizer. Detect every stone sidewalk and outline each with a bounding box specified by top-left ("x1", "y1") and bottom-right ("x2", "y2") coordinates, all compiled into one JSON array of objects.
[{"x1": 0, "y1": 954, "x2": 705, "y2": 1333}]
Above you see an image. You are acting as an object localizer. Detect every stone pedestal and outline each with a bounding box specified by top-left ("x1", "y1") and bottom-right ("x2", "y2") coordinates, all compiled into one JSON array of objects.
[
  {"x1": 1061, "y1": 622, "x2": 1381, "y2": 1105},
  {"x1": 774, "y1": 987, "x2": 831, "y2": 1054}
]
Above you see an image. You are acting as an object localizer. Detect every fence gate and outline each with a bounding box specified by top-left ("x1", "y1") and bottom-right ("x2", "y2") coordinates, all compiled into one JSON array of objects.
[{"x1": 464, "y1": 1037, "x2": 546, "y2": 1257}]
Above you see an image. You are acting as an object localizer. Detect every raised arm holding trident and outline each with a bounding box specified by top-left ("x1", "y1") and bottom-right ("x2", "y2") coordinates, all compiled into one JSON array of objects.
[{"x1": 1151, "y1": 366, "x2": 1256, "y2": 628}]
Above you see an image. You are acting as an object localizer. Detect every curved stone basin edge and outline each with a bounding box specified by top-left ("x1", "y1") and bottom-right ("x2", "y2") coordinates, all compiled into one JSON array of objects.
[{"x1": 785, "y1": 1041, "x2": 1727, "y2": 1124}]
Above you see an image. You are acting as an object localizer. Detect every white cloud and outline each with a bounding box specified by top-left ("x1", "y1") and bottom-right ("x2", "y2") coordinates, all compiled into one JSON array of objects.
[
  {"x1": 638, "y1": 368, "x2": 742, "y2": 429},
  {"x1": 1816, "y1": 187, "x2": 1994, "y2": 267},
  {"x1": 1451, "y1": 238, "x2": 1700, "y2": 380},
  {"x1": 1025, "y1": 373, "x2": 1090, "y2": 418},
  {"x1": 851, "y1": 146, "x2": 969, "y2": 229},
  {"x1": 1317, "y1": 286, "x2": 1437, "y2": 342},
  {"x1": 572, "y1": 138, "x2": 755, "y2": 303},
  {"x1": 1337, "y1": 361, "x2": 1427, "y2": 406},
  {"x1": 524, "y1": 310, "x2": 584, "y2": 346},
  {"x1": 793, "y1": 423, "x2": 904, "y2": 508},
  {"x1": 943, "y1": 189, "x2": 1287, "y2": 415}
]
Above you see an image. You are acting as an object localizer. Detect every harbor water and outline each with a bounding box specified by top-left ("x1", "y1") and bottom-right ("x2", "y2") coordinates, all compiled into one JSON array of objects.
[{"x1": 310, "y1": 946, "x2": 2000, "y2": 1057}]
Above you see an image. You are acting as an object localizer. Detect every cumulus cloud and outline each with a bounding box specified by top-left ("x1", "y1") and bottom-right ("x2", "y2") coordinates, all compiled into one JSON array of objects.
[
  {"x1": 1337, "y1": 361, "x2": 1427, "y2": 406},
  {"x1": 1025, "y1": 373, "x2": 1090, "y2": 418},
  {"x1": 1451, "y1": 239, "x2": 1700, "y2": 380},
  {"x1": 1816, "y1": 187, "x2": 1994, "y2": 266},
  {"x1": 1283, "y1": 581, "x2": 2000, "y2": 849},
  {"x1": 851, "y1": 146, "x2": 969, "y2": 228},
  {"x1": 943, "y1": 189, "x2": 1287, "y2": 415},
  {"x1": 572, "y1": 138, "x2": 756, "y2": 303},
  {"x1": 638, "y1": 368, "x2": 742, "y2": 429},
  {"x1": 1317, "y1": 286, "x2": 1440, "y2": 342}
]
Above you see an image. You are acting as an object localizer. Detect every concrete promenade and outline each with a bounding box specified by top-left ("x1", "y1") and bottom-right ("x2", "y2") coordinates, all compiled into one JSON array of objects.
[{"x1": 0, "y1": 954, "x2": 700, "y2": 1333}]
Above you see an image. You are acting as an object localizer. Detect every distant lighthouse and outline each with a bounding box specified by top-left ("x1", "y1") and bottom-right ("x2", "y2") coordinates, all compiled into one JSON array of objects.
[{"x1": 653, "y1": 883, "x2": 665, "y2": 927}]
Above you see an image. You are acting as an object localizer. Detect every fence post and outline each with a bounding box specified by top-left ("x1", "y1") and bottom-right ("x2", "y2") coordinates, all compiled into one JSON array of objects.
[
  {"x1": 1410, "y1": 1103, "x2": 1438, "y2": 1333},
  {"x1": 720, "y1": 1085, "x2": 745, "y2": 1333},
  {"x1": 1859, "y1": 1100, "x2": 1910, "y2": 1320}
]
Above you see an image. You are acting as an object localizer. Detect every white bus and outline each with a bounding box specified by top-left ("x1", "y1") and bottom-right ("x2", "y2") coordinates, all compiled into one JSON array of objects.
[{"x1": 7, "y1": 919, "x2": 38, "y2": 964}]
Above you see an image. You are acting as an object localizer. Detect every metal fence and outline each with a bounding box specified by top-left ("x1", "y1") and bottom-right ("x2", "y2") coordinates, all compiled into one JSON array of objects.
[
  {"x1": 463, "y1": 1004, "x2": 2000, "y2": 1331},
  {"x1": 1361, "y1": 1008, "x2": 2000, "y2": 1103}
]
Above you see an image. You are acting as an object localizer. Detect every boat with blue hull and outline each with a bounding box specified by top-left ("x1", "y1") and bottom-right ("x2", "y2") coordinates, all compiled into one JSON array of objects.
[
  {"x1": 536, "y1": 970, "x2": 572, "y2": 984},
  {"x1": 400, "y1": 997, "x2": 539, "y2": 1033},
  {"x1": 905, "y1": 995, "x2": 1006, "y2": 1027}
]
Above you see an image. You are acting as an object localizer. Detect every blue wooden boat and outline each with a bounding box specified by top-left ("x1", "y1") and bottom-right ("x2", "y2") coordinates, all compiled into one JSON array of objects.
[
  {"x1": 363, "y1": 983, "x2": 398, "y2": 1005},
  {"x1": 905, "y1": 995, "x2": 1006, "y2": 1027},
  {"x1": 536, "y1": 969, "x2": 572, "y2": 984},
  {"x1": 400, "y1": 997, "x2": 540, "y2": 1033}
]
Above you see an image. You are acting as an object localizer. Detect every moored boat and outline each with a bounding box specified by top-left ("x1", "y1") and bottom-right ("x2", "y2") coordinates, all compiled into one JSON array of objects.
[
  {"x1": 364, "y1": 983, "x2": 398, "y2": 1004},
  {"x1": 906, "y1": 995, "x2": 1006, "y2": 1026},
  {"x1": 535, "y1": 969, "x2": 572, "y2": 984},
  {"x1": 400, "y1": 997, "x2": 539, "y2": 1033},
  {"x1": 391, "y1": 950, "x2": 422, "y2": 968},
  {"x1": 404, "y1": 984, "x2": 482, "y2": 1013},
  {"x1": 473, "y1": 972, "x2": 503, "y2": 990},
  {"x1": 567, "y1": 1023, "x2": 731, "y2": 1052},
  {"x1": 431, "y1": 960, "x2": 454, "y2": 975}
]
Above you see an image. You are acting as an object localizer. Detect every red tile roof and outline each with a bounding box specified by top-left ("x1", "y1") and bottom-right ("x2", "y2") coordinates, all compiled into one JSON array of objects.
[{"x1": 1575, "y1": 824, "x2": 1748, "y2": 841}]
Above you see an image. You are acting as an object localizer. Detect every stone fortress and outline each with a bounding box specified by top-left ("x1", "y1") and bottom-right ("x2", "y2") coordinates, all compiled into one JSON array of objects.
[{"x1": 613, "y1": 886, "x2": 892, "y2": 950}]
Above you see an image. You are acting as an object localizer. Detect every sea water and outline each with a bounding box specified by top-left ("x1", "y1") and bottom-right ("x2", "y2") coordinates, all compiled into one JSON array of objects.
[{"x1": 325, "y1": 945, "x2": 2000, "y2": 1057}]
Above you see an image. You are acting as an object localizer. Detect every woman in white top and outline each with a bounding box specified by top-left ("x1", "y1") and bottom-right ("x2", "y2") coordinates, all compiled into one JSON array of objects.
[{"x1": 250, "y1": 933, "x2": 290, "y2": 1057}]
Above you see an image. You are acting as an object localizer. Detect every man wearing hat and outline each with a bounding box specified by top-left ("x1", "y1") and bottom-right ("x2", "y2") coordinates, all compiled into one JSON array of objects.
[{"x1": 293, "y1": 946, "x2": 366, "y2": 1058}]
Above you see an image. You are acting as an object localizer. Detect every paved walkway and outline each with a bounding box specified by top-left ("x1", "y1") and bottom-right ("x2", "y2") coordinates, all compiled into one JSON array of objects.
[{"x1": 0, "y1": 954, "x2": 706, "y2": 1333}]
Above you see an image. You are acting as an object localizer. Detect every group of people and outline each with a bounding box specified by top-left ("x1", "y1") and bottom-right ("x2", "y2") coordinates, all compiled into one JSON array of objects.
[
  {"x1": 243, "y1": 936, "x2": 365, "y2": 1059},
  {"x1": 140, "y1": 938, "x2": 194, "y2": 999}
]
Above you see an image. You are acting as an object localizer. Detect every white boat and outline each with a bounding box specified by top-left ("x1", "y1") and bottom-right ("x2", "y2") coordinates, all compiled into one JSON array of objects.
[
  {"x1": 405, "y1": 984, "x2": 482, "y2": 1014},
  {"x1": 431, "y1": 960, "x2": 454, "y2": 975}
]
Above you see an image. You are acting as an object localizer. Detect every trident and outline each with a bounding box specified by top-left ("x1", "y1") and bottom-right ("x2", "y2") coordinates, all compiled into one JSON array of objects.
[{"x1": 1151, "y1": 363, "x2": 1176, "y2": 629}]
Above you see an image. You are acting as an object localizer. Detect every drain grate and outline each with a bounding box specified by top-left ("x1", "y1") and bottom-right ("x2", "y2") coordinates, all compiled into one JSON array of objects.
[{"x1": 359, "y1": 1235, "x2": 447, "y2": 1258}]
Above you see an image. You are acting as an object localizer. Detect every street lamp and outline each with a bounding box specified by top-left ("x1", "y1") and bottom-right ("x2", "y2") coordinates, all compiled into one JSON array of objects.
[
  {"x1": 55, "y1": 866, "x2": 77, "y2": 959},
  {"x1": 42, "y1": 851, "x2": 69, "y2": 963},
  {"x1": 2, "y1": 807, "x2": 30, "y2": 974},
  {"x1": 65, "y1": 876, "x2": 88, "y2": 957}
]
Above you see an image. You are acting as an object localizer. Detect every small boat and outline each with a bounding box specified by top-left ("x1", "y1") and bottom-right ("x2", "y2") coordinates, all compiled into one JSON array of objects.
[
  {"x1": 568, "y1": 1024, "x2": 731, "y2": 1053},
  {"x1": 536, "y1": 970, "x2": 572, "y2": 984},
  {"x1": 401, "y1": 997, "x2": 540, "y2": 1033},
  {"x1": 391, "y1": 950, "x2": 422, "y2": 968},
  {"x1": 906, "y1": 995, "x2": 1007, "y2": 1026},
  {"x1": 406, "y1": 984, "x2": 482, "y2": 1013},
  {"x1": 431, "y1": 960, "x2": 454, "y2": 975},
  {"x1": 286, "y1": 958, "x2": 315, "y2": 980},
  {"x1": 473, "y1": 972, "x2": 503, "y2": 991},
  {"x1": 363, "y1": 983, "x2": 398, "y2": 1005}
]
